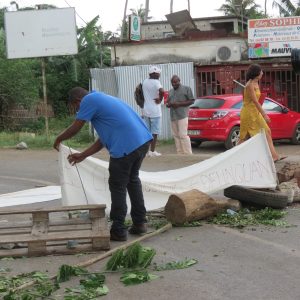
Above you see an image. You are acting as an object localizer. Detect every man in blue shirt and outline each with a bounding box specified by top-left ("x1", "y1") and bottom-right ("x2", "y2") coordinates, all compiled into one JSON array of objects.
[{"x1": 54, "y1": 87, "x2": 153, "y2": 241}]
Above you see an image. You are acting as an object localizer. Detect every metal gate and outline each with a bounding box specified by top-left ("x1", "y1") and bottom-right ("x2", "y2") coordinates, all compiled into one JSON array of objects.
[{"x1": 196, "y1": 62, "x2": 300, "y2": 112}]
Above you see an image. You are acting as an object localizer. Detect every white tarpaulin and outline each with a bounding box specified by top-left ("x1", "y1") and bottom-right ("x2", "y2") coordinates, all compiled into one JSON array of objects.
[
  {"x1": 0, "y1": 186, "x2": 61, "y2": 208},
  {"x1": 59, "y1": 132, "x2": 277, "y2": 211}
]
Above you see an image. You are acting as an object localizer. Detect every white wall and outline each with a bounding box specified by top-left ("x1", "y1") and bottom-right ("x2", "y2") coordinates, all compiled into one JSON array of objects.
[{"x1": 112, "y1": 38, "x2": 247, "y2": 66}]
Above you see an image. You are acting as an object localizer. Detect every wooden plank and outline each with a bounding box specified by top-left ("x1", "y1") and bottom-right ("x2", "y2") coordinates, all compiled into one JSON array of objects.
[
  {"x1": 0, "y1": 224, "x2": 94, "y2": 235},
  {"x1": 28, "y1": 241, "x2": 46, "y2": 256},
  {"x1": 0, "y1": 205, "x2": 106, "y2": 215},
  {"x1": 89, "y1": 208, "x2": 105, "y2": 219},
  {"x1": 0, "y1": 243, "x2": 107, "y2": 258},
  {"x1": 0, "y1": 205, "x2": 110, "y2": 257},
  {"x1": 91, "y1": 218, "x2": 109, "y2": 249},
  {"x1": 0, "y1": 230, "x2": 110, "y2": 244},
  {"x1": 31, "y1": 212, "x2": 49, "y2": 236}
]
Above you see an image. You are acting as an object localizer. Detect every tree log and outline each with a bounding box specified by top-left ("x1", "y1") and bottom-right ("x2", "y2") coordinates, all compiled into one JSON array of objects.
[{"x1": 165, "y1": 189, "x2": 240, "y2": 225}]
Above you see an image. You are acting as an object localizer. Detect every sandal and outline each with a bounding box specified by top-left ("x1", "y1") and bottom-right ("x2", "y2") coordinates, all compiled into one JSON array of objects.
[{"x1": 274, "y1": 156, "x2": 287, "y2": 163}]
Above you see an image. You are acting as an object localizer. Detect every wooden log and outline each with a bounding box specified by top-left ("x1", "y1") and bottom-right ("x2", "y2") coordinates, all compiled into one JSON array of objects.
[{"x1": 165, "y1": 189, "x2": 240, "y2": 225}]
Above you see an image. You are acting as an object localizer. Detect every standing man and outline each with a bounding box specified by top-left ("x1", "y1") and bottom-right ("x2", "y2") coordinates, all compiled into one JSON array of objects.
[
  {"x1": 142, "y1": 66, "x2": 164, "y2": 157},
  {"x1": 167, "y1": 75, "x2": 195, "y2": 155},
  {"x1": 53, "y1": 87, "x2": 153, "y2": 242}
]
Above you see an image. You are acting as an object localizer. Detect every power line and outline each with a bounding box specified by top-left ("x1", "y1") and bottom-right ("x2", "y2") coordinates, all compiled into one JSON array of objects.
[{"x1": 63, "y1": 0, "x2": 87, "y2": 25}]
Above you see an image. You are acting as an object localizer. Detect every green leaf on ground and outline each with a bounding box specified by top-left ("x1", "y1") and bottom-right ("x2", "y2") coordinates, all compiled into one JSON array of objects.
[
  {"x1": 120, "y1": 271, "x2": 158, "y2": 286},
  {"x1": 154, "y1": 258, "x2": 198, "y2": 271},
  {"x1": 210, "y1": 208, "x2": 288, "y2": 228},
  {"x1": 56, "y1": 265, "x2": 87, "y2": 283}
]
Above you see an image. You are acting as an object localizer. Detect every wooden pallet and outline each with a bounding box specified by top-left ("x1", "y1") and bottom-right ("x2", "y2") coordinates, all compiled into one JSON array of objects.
[{"x1": 0, "y1": 205, "x2": 110, "y2": 257}]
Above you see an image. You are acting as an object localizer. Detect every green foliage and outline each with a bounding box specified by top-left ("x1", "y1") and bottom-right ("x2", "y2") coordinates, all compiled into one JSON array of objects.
[
  {"x1": 120, "y1": 271, "x2": 158, "y2": 286},
  {"x1": 0, "y1": 29, "x2": 40, "y2": 116},
  {"x1": 65, "y1": 284, "x2": 109, "y2": 299},
  {"x1": 106, "y1": 249, "x2": 124, "y2": 271},
  {"x1": 0, "y1": 271, "x2": 58, "y2": 299},
  {"x1": 0, "y1": 117, "x2": 94, "y2": 149},
  {"x1": 56, "y1": 265, "x2": 87, "y2": 283},
  {"x1": 123, "y1": 243, "x2": 143, "y2": 268},
  {"x1": 210, "y1": 207, "x2": 288, "y2": 228},
  {"x1": 273, "y1": 0, "x2": 300, "y2": 16},
  {"x1": 217, "y1": 0, "x2": 264, "y2": 19},
  {"x1": 79, "y1": 273, "x2": 105, "y2": 288},
  {"x1": 0, "y1": 6, "x2": 111, "y2": 122},
  {"x1": 153, "y1": 259, "x2": 198, "y2": 271},
  {"x1": 106, "y1": 243, "x2": 156, "y2": 271}
]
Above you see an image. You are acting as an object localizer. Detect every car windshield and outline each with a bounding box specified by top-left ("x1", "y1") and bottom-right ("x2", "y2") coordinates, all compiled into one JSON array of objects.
[{"x1": 190, "y1": 98, "x2": 225, "y2": 109}]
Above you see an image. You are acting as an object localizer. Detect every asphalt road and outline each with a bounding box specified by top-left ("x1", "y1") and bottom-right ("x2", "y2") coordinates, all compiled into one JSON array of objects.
[{"x1": 1, "y1": 141, "x2": 300, "y2": 299}]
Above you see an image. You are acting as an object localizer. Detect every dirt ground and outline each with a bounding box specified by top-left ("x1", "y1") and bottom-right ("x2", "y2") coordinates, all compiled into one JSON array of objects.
[{"x1": 1, "y1": 141, "x2": 300, "y2": 299}]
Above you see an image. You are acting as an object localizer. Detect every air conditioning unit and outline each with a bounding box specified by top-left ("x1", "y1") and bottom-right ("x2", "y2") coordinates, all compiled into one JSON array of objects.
[
  {"x1": 216, "y1": 45, "x2": 241, "y2": 62},
  {"x1": 164, "y1": 32, "x2": 175, "y2": 38}
]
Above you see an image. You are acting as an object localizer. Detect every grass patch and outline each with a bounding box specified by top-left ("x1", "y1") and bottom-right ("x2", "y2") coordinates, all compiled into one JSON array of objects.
[{"x1": 0, "y1": 117, "x2": 94, "y2": 149}]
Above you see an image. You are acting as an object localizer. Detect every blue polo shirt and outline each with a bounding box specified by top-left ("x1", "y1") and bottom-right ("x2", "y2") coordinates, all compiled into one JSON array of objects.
[{"x1": 76, "y1": 91, "x2": 152, "y2": 158}]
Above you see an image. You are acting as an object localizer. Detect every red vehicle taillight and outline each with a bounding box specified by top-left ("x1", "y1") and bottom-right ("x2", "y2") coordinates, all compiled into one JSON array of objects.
[{"x1": 210, "y1": 111, "x2": 229, "y2": 120}]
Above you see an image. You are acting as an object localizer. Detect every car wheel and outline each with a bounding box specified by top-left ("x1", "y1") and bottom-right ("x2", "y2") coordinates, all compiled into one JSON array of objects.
[
  {"x1": 225, "y1": 126, "x2": 240, "y2": 149},
  {"x1": 191, "y1": 141, "x2": 202, "y2": 148},
  {"x1": 291, "y1": 123, "x2": 300, "y2": 145},
  {"x1": 224, "y1": 185, "x2": 288, "y2": 209}
]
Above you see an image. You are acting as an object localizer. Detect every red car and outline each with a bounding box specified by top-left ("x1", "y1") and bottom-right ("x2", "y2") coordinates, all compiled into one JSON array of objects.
[{"x1": 188, "y1": 94, "x2": 300, "y2": 149}]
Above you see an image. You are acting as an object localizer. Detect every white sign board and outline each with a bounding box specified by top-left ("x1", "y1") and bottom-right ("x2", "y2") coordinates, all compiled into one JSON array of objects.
[
  {"x1": 248, "y1": 16, "x2": 300, "y2": 58},
  {"x1": 5, "y1": 8, "x2": 78, "y2": 59}
]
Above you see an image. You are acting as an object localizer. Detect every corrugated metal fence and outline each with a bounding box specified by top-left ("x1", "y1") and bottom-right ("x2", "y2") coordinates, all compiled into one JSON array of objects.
[{"x1": 90, "y1": 62, "x2": 195, "y2": 140}]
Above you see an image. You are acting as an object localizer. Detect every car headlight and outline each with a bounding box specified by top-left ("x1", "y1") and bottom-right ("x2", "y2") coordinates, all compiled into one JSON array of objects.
[{"x1": 210, "y1": 111, "x2": 229, "y2": 120}]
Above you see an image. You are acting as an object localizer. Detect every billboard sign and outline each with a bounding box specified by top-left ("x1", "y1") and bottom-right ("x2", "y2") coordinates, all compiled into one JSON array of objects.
[
  {"x1": 5, "y1": 8, "x2": 78, "y2": 59},
  {"x1": 248, "y1": 16, "x2": 300, "y2": 58},
  {"x1": 129, "y1": 15, "x2": 141, "y2": 41}
]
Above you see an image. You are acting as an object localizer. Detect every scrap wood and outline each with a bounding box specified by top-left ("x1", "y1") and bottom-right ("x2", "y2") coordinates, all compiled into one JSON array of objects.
[{"x1": 13, "y1": 222, "x2": 172, "y2": 292}]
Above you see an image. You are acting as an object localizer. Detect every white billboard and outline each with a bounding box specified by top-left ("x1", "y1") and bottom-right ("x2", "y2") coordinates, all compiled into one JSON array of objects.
[
  {"x1": 248, "y1": 16, "x2": 300, "y2": 58},
  {"x1": 5, "y1": 8, "x2": 78, "y2": 59}
]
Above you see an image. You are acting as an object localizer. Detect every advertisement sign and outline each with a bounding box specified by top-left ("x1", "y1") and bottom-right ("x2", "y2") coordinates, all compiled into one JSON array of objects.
[
  {"x1": 248, "y1": 16, "x2": 300, "y2": 58},
  {"x1": 5, "y1": 8, "x2": 78, "y2": 59},
  {"x1": 129, "y1": 15, "x2": 141, "y2": 41}
]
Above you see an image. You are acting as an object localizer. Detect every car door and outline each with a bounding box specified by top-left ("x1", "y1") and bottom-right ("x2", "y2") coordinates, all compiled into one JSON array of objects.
[{"x1": 262, "y1": 99, "x2": 292, "y2": 138}]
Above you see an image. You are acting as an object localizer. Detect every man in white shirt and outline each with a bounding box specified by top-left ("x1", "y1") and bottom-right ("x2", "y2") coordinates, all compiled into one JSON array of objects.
[{"x1": 142, "y1": 66, "x2": 164, "y2": 157}]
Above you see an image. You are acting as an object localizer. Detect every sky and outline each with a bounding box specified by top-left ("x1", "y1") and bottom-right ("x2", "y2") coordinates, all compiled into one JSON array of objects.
[{"x1": 1, "y1": 0, "x2": 279, "y2": 33}]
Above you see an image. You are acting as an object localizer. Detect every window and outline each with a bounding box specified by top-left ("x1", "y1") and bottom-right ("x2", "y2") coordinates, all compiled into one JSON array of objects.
[
  {"x1": 190, "y1": 98, "x2": 225, "y2": 109},
  {"x1": 262, "y1": 99, "x2": 282, "y2": 112},
  {"x1": 231, "y1": 101, "x2": 243, "y2": 109}
]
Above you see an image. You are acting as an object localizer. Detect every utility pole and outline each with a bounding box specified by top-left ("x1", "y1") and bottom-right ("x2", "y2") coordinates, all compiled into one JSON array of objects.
[
  {"x1": 144, "y1": 0, "x2": 149, "y2": 23},
  {"x1": 187, "y1": 0, "x2": 190, "y2": 13},
  {"x1": 170, "y1": 0, "x2": 173, "y2": 13},
  {"x1": 235, "y1": 4, "x2": 244, "y2": 34},
  {"x1": 121, "y1": 0, "x2": 128, "y2": 41}
]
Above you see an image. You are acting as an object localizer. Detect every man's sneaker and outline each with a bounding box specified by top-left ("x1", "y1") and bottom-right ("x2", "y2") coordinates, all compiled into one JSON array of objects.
[
  {"x1": 152, "y1": 151, "x2": 161, "y2": 156},
  {"x1": 128, "y1": 223, "x2": 148, "y2": 235},
  {"x1": 110, "y1": 230, "x2": 128, "y2": 241},
  {"x1": 147, "y1": 151, "x2": 154, "y2": 157}
]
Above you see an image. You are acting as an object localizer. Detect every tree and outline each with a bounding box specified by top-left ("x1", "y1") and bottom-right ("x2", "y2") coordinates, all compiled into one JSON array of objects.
[
  {"x1": 0, "y1": 4, "x2": 111, "y2": 118},
  {"x1": 120, "y1": 4, "x2": 152, "y2": 40},
  {"x1": 272, "y1": 0, "x2": 300, "y2": 16},
  {"x1": 0, "y1": 27, "x2": 39, "y2": 122},
  {"x1": 121, "y1": 0, "x2": 128, "y2": 40},
  {"x1": 130, "y1": 4, "x2": 152, "y2": 22},
  {"x1": 218, "y1": 0, "x2": 264, "y2": 19}
]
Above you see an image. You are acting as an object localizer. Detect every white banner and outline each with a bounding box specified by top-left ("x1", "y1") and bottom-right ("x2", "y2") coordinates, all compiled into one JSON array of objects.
[{"x1": 59, "y1": 133, "x2": 277, "y2": 212}]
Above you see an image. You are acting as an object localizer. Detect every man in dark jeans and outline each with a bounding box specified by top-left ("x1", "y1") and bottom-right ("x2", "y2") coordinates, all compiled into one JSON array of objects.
[{"x1": 53, "y1": 87, "x2": 152, "y2": 241}]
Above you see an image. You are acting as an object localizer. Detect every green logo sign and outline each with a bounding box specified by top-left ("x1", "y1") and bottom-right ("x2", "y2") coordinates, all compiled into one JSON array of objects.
[{"x1": 133, "y1": 17, "x2": 138, "y2": 31}]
